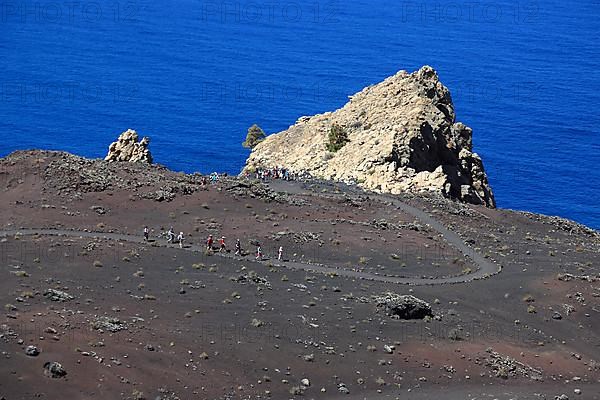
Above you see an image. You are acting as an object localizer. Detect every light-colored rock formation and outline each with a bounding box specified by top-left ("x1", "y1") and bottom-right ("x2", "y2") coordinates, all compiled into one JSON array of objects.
[
  {"x1": 243, "y1": 66, "x2": 495, "y2": 207},
  {"x1": 105, "y1": 129, "x2": 153, "y2": 164}
]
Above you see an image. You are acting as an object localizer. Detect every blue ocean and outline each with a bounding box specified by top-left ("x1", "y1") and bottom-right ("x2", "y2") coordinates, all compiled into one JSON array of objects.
[{"x1": 1, "y1": 1, "x2": 599, "y2": 229}]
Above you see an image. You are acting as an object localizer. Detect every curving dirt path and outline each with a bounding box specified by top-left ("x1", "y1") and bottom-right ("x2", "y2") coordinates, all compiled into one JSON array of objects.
[
  {"x1": 267, "y1": 179, "x2": 501, "y2": 285},
  {"x1": 376, "y1": 192, "x2": 501, "y2": 284},
  {"x1": 0, "y1": 188, "x2": 500, "y2": 286}
]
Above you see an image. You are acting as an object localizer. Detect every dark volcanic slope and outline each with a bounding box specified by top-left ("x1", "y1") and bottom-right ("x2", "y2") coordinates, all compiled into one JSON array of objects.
[{"x1": 0, "y1": 150, "x2": 599, "y2": 400}]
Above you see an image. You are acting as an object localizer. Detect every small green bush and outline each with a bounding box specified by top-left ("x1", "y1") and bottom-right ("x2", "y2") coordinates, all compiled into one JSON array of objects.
[
  {"x1": 242, "y1": 124, "x2": 266, "y2": 149},
  {"x1": 325, "y1": 123, "x2": 349, "y2": 152}
]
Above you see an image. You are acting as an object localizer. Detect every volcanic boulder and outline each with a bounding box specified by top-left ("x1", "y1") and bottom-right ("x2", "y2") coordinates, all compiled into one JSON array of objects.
[
  {"x1": 105, "y1": 129, "x2": 153, "y2": 163},
  {"x1": 25, "y1": 345, "x2": 40, "y2": 357},
  {"x1": 373, "y1": 293, "x2": 433, "y2": 320},
  {"x1": 43, "y1": 361, "x2": 67, "y2": 378},
  {"x1": 243, "y1": 66, "x2": 495, "y2": 207}
]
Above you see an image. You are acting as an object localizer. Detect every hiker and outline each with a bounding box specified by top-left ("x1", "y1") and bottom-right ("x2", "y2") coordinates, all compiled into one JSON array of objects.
[
  {"x1": 219, "y1": 236, "x2": 226, "y2": 252},
  {"x1": 143, "y1": 226, "x2": 149, "y2": 241},
  {"x1": 256, "y1": 245, "x2": 262, "y2": 260},
  {"x1": 167, "y1": 227, "x2": 175, "y2": 243},
  {"x1": 278, "y1": 246, "x2": 283, "y2": 261},
  {"x1": 206, "y1": 234, "x2": 214, "y2": 251},
  {"x1": 235, "y1": 239, "x2": 241, "y2": 255},
  {"x1": 177, "y1": 232, "x2": 184, "y2": 248}
]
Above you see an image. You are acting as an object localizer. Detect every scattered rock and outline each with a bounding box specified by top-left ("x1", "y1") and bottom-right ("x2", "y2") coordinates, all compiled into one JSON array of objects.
[
  {"x1": 289, "y1": 386, "x2": 304, "y2": 396},
  {"x1": 90, "y1": 205, "x2": 108, "y2": 215},
  {"x1": 484, "y1": 348, "x2": 543, "y2": 380},
  {"x1": 235, "y1": 272, "x2": 271, "y2": 289},
  {"x1": 25, "y1": 345, "x2": 40, "y2": 356},
  {"x1": 552, "y1": 311, "x2": 563, "y2": 320},
  {"x1": 250, "y1": 318, "x2": 264, "y2": 328},
  {"x1": 44, "y1": 289, "x2": 74, "y2": 302},
  {"x1": 140, "y1": 184, "x2": 196, "y2": 202},
  {"x1": 43, "y1": 361, "x2": 67, "y2": 378},
  {"x1": 226, "y1": 181, "x2": 303, "y2": 205},
  {"x1": 557, "y1": 273, "x2": 598, "y2": 282},
  {"x1": 91, "y1": 316, "x2": 127, "y2": 333},
  {"x1": 562, "y1": 304, "x2": 575, "y2": 315},
  {"x1": 338, "y1": 383, "x2": 350, "y2": 394}
]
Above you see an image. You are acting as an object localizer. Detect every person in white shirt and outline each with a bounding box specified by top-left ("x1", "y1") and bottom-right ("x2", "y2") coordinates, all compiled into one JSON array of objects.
[{"x1": 256, "y1": 245, "x2": 262, "y2": 260}]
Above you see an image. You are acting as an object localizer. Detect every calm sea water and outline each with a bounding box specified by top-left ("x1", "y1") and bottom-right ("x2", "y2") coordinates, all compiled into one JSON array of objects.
[{"x1": 1, "y1": 1, "x2": 599, "y2": 229}]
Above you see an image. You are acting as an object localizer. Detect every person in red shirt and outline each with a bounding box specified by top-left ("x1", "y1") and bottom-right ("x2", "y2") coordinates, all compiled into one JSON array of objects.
[
  {"x1": 206, "y1": 234, "x2": 213, "y2": 251},
  {"x1": 219, "y1": 236, "x2": 226, "y2": 252}
]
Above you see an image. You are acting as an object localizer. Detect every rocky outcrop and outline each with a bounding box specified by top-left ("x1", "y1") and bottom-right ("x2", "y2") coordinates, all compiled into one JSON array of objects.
[
  {"x1": 243, "y1": 66, "x2": 495, "y2": 207},
  {"x1": 36, "y1": 151, "x2": 205, "y2": 201},
  {"x1": 105, "y1": 129, "x2": 153, "y2": 163}
]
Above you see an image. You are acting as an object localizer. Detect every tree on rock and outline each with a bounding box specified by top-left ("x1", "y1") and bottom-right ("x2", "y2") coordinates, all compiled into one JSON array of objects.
[
  {"x1": 243, "y1": 124, "x2": 266, "y2": 149},
  {"x1": 326, "y1": 123, "x2": 349, "y2": 152}
]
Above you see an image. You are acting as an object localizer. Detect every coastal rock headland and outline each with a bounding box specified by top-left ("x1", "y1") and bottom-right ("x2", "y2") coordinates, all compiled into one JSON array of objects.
[{"x1": 244, "y1": 66, "x2": 495, "y2": 207}]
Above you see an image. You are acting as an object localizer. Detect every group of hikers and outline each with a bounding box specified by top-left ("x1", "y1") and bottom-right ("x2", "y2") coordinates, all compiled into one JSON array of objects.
[
  {"x1": 250, "y1": 166, "x2": 294, "y2": 182},
  {"x1": 143, "y1": 226, "x2": 284, "y2": 261},
  {"x1": 194, "y1": 166, "x2": 301, "y2": 186},
  {"x1": 138, "y1": 166, "x2": 297, "y2": 259},
  {"x1": 145, "y1": 226, "x2": 186, "y2": 248},
  {"x1": 204, "y1": 234, "x2": 231, "y2": 253},
  {"x1": 199, "y1": 172, "x2": 222, "y2": 187}
]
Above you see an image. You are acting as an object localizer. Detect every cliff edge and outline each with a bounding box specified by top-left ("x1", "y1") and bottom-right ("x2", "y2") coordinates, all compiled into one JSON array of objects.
[{"x1": 243, "y1": 66, "x2": 495, "y2": 207}]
